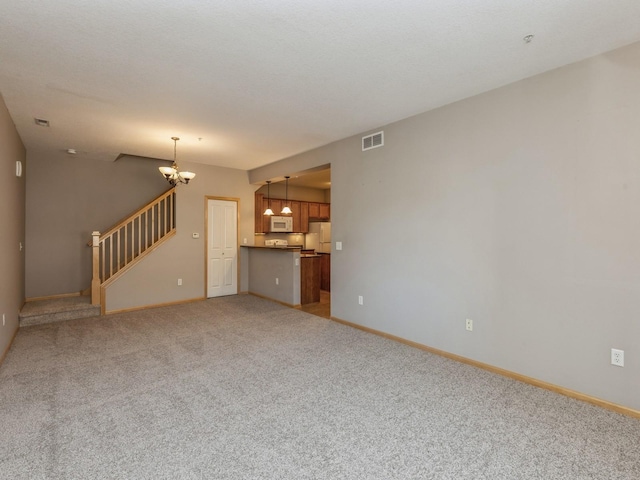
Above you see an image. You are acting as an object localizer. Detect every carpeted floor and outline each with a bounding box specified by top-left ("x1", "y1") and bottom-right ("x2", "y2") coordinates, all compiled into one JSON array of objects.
[{"x1": 1, "y1": 295, "x2": 639, "y2": 479}]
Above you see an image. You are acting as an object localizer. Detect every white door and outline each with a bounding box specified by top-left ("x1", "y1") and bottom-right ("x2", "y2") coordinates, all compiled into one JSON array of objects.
[{"x1": 207, "y1": 199, "x2": 238, "y2": 297}]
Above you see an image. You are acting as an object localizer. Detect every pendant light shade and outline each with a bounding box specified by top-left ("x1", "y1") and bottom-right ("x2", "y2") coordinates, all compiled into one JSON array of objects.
[
  {"x1": 281, "y1": 176, "x2": 292, "y2": 214},
  {"x1": 263, "y1": 180, "x2": 274, "y2": 215}
]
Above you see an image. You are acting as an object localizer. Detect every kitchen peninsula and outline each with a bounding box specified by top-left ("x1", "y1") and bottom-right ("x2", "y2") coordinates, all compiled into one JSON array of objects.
[{"x1": 242, "y1": 245, "x2": 321, "y2": 307}]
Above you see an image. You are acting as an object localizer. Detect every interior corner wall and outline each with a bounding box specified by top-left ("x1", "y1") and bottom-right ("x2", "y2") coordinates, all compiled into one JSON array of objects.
[
  {"x1": 0, "y1": 93, "x2": 26, "y2": 356},
  {"x1": 249, "y1": 41, "x2": 640, "y2": 411},
  {"x1": 25, "y1": 152, "x2": 171, "y2": 298},
  {"x1": 104, "y1": 162, "x2": 256, "y2": 313}
]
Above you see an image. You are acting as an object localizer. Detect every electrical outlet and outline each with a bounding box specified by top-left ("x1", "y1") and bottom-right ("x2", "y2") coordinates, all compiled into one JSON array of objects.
[
  {"x1": 275, "y1": 278, "x2": 279, "y2": 285},
  {"x1": 177, "y1": 278, "x2": 182, "y2": 286},
  {"x1": 466, "y1": 319, "x2": 473, "y2": 331},
  {"x1": 358, "y1": 295, "x2": 363, "y2": 305},
  {"x1": 2, "y1": 313, "x2": 5, "y2": 327},
  {"x1": 611, "y1": 348, "x2": 624, "y2": 367}
]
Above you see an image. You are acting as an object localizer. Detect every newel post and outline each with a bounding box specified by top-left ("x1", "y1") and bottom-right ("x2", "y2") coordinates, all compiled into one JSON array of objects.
[{"x1": 91, "y1": 231, "x2": 101, "y2": 305}]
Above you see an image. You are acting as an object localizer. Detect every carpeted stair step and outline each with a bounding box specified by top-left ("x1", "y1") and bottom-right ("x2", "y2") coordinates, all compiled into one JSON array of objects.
[{"x1": 19, "y1": 296, "x2": 100, "y2": 327}]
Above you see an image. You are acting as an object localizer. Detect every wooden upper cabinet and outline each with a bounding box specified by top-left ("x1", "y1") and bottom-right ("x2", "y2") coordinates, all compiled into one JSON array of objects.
[
  {"x1": 255, "y1": 192, "x2": 327, "y2": 233},
  {"x1": 318, "y1": 203, "x2": 330, "y2": 221},
  {"x1": 289, "y1": 201, "x2": 311, "y2": 233},
  {"x1": 308, "y1": 202, "x2": 320, "y2": 218},
  {"x1": 290, "y1": 201, "x2": 301, "y2": 232},
  {"x1": 300, "y1": 202, "x2": 309, "y2": 233},
  {"x1": 309, "y1": 202, "x2": 330, "y2": 221},
  {"x1": 270, "y1": 198, "x2": 283, "y2": 216}
]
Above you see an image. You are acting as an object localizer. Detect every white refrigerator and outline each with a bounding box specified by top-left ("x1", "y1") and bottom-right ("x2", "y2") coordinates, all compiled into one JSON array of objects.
[{"x1": 306, "y1": 222, "x2": 331, "y2": 253}]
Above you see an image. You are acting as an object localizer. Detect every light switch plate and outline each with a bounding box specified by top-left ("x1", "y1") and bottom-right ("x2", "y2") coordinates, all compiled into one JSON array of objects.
[{"x1": 336, "y1": 241, "x2": 342, "y2": 250}]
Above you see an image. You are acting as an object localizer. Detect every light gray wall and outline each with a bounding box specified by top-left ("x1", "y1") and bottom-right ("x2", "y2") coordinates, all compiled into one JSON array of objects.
[
  {"x1": 248, "y1": 41, "x2": 640, "y2": 411},
  {"x1": 104, "y1": 161, "x2": 257, "y2": 313},
  {"x1": 0, "y1": 94, "x2": 26, "y2": 357},
  {"x1": 245, "y1": 248, "x2": 300, "y2": 306},
  {"x1": 25, "y1": 152, "x2": 170, "y2": 297}
]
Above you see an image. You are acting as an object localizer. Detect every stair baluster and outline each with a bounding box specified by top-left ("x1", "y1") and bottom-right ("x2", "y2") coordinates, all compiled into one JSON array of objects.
[{"x1": 90, "y1": 188, "x2": 176, "y2": 307}]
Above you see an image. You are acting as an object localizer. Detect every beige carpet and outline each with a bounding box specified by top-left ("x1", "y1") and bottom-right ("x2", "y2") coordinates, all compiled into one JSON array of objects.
[{"x1": 1, "y1": 295, "x2": 639, "y2": 479}]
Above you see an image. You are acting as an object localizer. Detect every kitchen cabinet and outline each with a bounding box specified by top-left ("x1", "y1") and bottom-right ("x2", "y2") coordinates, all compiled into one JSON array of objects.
[
  {"x1": 319, "y1": 203, "x2": 330, "y2": 220},
  {"x1": 300, "y1": 201, "x2": 309, "y2": 233},
  {"x1": 255, "y1": 194, "x2": 281, "y2": 233},
  {"x1": 300, "y1": 255, "x2": 321, "y2": 304},
  {"x1": 270, "y1": 198, "x2": 283, "y2": 217},
  {"x1": 308, "y1": 202, "x2": 330, "y2": 221},
  {"x1": 291, "y1": 201, "x2": 310, "y2": 233},
  {"x1": 254, "y1": 193, "x2": 326, "y2": 233},
  {"x1": 290, "y1": 201, "x2": 301, "y2": 232},
  {"x1": 319, "y1": 253, "x2": 330, "y2": 292},
  {"x1": 261, "y1": 198, "x2": 283, "y2": 232},
  {"x1": 308, "y1": 202, "x2": 320, "y2": 219}
]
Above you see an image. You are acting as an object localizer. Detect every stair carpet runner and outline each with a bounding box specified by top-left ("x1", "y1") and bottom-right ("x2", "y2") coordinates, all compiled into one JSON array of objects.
[{"x1": 19, "y1": 296, "x2": 100, "y2": 327}]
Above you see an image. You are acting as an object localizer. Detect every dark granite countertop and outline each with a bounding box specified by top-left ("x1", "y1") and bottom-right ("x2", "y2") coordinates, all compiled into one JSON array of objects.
[{"x1": 241, "y1": 245, "x2": 301, "y2": 251}]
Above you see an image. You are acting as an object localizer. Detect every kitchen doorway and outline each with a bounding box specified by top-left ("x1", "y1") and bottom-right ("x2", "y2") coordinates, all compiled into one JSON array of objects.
[{"x1": 300, "y1": 290, "x2": 330, "y2": 319}]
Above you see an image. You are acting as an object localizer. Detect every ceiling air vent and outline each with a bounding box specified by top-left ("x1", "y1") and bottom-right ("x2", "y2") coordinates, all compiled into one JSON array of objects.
[
  {"x1": 34, "y1": 117, "x2": 50, "y2": 127},
  {"x1": 362, "y1": 131, "x2": 384, "y2": 151}
]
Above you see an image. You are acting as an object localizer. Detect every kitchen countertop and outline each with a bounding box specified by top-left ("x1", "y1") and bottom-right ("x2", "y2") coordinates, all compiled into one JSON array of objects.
[
  {"x1": 241, "y1": 245, "x2": 301, "y2": 251},
  {"x1": 241, "y1": 246, "x2": 327, "y2": 257}
]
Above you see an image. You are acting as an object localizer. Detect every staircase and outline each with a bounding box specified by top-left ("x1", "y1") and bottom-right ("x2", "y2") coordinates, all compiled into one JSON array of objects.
[
  {"x1": 91, "y1": 187, "x2": 177, "y2": 311},
  {"x1": 19, "y1": 296, "x2": 100, "y2": 327},
  {"x1": 19, "y1": 188, "x2": 177, "y2": 326}
]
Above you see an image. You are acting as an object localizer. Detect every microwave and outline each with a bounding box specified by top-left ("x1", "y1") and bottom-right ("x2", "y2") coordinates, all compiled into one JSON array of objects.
[{"x1": 270, "y1": 216, "x2": 293, "y2": 232}]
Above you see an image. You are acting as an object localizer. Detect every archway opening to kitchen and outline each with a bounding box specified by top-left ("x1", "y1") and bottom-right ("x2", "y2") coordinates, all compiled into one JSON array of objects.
[{"x1": 254, "y1": 167, "x2": 331, "y2": 319}]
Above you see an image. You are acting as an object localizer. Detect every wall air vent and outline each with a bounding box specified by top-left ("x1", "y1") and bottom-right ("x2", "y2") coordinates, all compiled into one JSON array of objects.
[{"x1": 362, "y1": 131, "x2": 384, "y2": 151}]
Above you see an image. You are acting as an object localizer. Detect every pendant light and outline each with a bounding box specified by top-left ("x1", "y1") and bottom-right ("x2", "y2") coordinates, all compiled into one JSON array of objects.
[
  {"x1": 263, "y1": 180, "x2": 274, "y2": 215},
  {"x1": 159, "y1": 137, "x2": 196, "y2": 186},
  {"x1": 281, "y1": 176, "x2": 292, "y2": 214}
]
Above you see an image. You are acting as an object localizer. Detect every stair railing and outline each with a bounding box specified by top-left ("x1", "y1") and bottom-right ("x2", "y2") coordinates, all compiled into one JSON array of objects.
[{"x1": 91, "y1": 188, "x2": 176, "y2": 305}]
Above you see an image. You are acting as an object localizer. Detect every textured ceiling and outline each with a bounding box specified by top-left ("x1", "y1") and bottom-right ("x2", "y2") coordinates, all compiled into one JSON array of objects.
[{"x1": 2, "y1": 1, "x2": 640, "y2": 171}]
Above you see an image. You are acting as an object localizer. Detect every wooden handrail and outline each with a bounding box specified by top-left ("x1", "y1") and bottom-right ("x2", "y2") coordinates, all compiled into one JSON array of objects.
[{"x1": 99, "y1": 187, "x2": 175, "y2": 241}]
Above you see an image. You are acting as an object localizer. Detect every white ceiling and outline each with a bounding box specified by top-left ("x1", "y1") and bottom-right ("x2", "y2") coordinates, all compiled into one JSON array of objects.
[
  {"x1": 2, "y1": 1, "x2": 640, "y2": 171},
  {"x1": 286, "y1": 168, "x2": 331, "y2": 190}
]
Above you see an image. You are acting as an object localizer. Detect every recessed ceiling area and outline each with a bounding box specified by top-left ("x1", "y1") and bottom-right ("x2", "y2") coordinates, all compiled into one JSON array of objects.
[
  {"x1": 269, "y1": 169, "x2": 331, "y2": 190},
  {"x1": 2, "y1": 2, "x2": 640, "y2": 170}
]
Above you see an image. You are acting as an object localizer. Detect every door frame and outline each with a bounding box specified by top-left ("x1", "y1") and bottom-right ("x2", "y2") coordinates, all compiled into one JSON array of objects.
[{"x1": 204, "y1": 196, "x2": 241, "y2": 298}]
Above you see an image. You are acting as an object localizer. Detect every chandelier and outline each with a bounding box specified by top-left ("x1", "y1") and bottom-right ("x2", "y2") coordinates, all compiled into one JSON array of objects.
[{"x1": 159, "y1": 137, "x2": 196, "y2": 186}]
